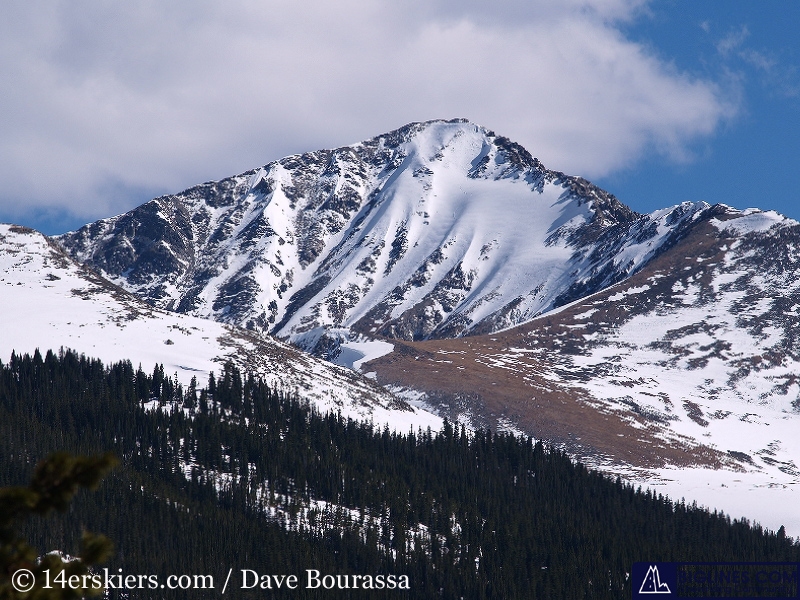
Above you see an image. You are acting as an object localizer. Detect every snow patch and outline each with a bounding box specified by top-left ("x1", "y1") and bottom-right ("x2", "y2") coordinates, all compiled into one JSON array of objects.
[
  {"x1": 711, "y1": 210, "x2": 793, "y2": 235},
  {"x1": 333, "y1": 339, "x2": 395, "y2": 371}
]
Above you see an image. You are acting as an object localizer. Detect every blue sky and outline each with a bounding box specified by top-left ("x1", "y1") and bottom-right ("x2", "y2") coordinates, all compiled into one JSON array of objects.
[
  {"x1": 0, "y1": 1, "x2": 797, "y2": 234},
  {"x1": 597, "y1": 1, "x2": 800, "y2": 218}
]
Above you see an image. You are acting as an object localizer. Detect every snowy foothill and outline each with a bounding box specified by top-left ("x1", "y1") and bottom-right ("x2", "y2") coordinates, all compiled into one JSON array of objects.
[
  {"x1": 533, "y1": 211, "x2": 800, "y2": 535},
  {"x1": 0, "y1": 224, "x2": 224, "y2": 383},
  {"x1": 0, "y1": 223, "x2": 442, "y2": 434}
]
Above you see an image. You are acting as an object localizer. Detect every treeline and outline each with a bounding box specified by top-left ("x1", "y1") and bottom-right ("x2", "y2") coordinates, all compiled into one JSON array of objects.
[{"x1": 1, "y1": 349, "x2": 798, "y2": 599}]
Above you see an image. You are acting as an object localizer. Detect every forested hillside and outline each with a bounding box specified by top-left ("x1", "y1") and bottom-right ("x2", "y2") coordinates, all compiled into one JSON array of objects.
[{"x1": 1, "y1": 349, "x2": 797, "y2": 599}]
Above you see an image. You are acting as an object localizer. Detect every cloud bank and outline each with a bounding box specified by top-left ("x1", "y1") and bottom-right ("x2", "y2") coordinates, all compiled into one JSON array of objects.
[{"x1": 0, "y1": 0, "x2": 734, "y2": 229}]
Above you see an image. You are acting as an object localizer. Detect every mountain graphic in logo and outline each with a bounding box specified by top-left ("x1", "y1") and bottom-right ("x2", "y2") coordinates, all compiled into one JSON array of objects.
[{"x1": 639, "y1": 565, "x2": 672, "y2": 594}]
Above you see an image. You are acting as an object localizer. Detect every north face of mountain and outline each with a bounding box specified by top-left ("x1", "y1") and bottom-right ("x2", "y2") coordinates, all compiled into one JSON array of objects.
[{"x1": 56, "y1": 119, "x2": 703, "y2": 354}]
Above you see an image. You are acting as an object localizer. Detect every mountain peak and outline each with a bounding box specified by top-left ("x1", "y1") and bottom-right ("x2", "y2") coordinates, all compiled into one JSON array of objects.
[
  {"x1": 349, "y1": 118, "x2": 554, "y2": 185},
  {"x1": 57, "y1": 121, "x2": 684, "y2": 354}
]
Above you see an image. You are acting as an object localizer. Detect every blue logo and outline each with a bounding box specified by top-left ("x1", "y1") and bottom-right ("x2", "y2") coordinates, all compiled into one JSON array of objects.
[
  {"x1": 633, "y1": 563, "x2": 675, "y2": 599},
  {"x1": 632, "y1": 562, "x2": 799, "y2": 598},
  {"x1": 639, "y1": 565, "x2": 671, "y2": 594}
]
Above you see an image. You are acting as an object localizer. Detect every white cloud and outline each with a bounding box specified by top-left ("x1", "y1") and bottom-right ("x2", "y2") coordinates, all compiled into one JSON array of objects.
[{"x1": 0, "y1": 0, "x2": 734, "y2": 230}]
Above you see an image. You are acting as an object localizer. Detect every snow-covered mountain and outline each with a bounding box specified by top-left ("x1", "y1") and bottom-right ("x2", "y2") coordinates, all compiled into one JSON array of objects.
[
  {"x1": 32, "y1": 118, "x2": 800, "y2": 532},
  {"x1": 0, "y1": 223, "x2": 440, "y2": 431},
  {"x1": 364, "y1": 205, "x2": 800, "y2": 533},
  {"x1": 57, "y1": 119, "x2": 702, "y2": 356}
]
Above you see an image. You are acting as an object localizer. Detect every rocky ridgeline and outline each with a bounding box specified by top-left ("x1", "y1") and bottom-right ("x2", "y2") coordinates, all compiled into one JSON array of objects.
[{"x1": 54, "y1": 120, "x2": 777, "y2": 360}]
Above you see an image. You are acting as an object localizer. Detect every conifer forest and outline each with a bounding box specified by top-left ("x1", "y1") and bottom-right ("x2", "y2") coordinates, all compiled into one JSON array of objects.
[{"x1": 1, "y1": 349, "x2": 798, "y2": 598}]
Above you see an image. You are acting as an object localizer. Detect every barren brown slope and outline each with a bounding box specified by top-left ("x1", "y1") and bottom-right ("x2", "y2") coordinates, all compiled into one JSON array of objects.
[{"x1": 364, "y1": 212, "x2": 757, "y2": 471}]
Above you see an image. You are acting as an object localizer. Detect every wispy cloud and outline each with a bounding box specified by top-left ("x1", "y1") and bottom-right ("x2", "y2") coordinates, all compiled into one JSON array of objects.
[
  {"x1": 0, "y1": 0, "x2": 734, "y2": 229},
  {"x1": 716, "y1": 25, "x2": 750, "y2": 56},
  {"x1": 708, "y1": 21, "x2": 798, "y2": 100}
]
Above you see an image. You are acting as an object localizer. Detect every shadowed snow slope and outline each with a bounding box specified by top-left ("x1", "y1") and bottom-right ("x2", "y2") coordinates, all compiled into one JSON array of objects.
[{"x1": 0, "y1": 223, "x2": 440, "y2": 432}]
